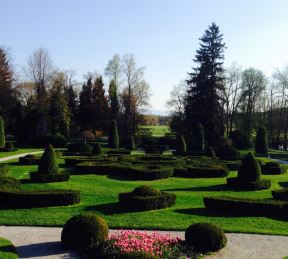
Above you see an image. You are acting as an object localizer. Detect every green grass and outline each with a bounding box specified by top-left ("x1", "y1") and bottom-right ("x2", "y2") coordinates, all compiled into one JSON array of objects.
[
  {"x1": 0, "y1": 148, "x2": 42, "y2": 159},
  {"x1": 0, "y1": 237, "x2": 18, "y2": 259},
  {"x1": 138, "y1": 125, "x2": 171, "y2": 136},
  {"x1": 1, "y1": 158, "x2": 288, "y2": 236}
]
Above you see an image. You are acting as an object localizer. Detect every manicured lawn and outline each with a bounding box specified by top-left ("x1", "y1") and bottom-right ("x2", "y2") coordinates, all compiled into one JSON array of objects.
[
  {"x1": 0, "y1": 148, "x2": 42, "y2": 159},
  {"x1": 1, "y1": 158, "x2": 288, "y2": 235},
  {"x1": 0, "y1": 237, "x2": 18, "y2": 259},
  {"x1": 139, "y1": 125, "x2": 171, "y2": 136}
]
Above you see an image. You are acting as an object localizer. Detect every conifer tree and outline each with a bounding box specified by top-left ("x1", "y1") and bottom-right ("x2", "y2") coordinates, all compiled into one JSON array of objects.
[
  {"x1": 108, "y1": 120, "x2": 119, "y2": 148},
  {"x1": 109, "y1": 79, "x2": 119, "y2": 119},
  {"x1": 185, "y1": 23, "x2": 225, "y2": 145},
  {"x1": 255, "y1": 126, "x2": 268, "y2": 155},
  {"x1": 0, "y1": 116, "x2": 5, "y2": 148}
]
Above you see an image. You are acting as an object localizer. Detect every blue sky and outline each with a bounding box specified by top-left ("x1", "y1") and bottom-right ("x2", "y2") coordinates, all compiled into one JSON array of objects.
[{"x1": 1, "y1": 0, "x2": 288, "y2": 113}]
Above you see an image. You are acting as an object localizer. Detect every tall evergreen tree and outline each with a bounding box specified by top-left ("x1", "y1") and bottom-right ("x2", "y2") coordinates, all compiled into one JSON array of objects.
[
  {"x1": 255, "y1": 126, "x2": 268, "y2": 155},
  {"x1": 108, "y1": 79, "x2": 119, "y2": 119},
  {"x1": 0, "y1": 116, "x2": 5, "y2": 148},
  {"x1": 91, "y1": 76, "x2": 110, "y2": 134},
  {"x1": 185, "y1": 23, "x2": 225, "y2": 145}
]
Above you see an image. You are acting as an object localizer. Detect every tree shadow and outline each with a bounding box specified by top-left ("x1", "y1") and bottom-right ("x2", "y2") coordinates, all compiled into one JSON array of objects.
[
  {"x1": 163, "y1": 184, "x2": 234, "y2": 192},
  {"x1": 278, "y1": 182, "x2": 288, "y2": 188},
  {"x1": 106, "y1": 174, "x2": 153, "y2": 182},
  {"x1": 83, "y1": 202, "x2": 132, "y2": 215},
  {"x1": 0, "y1": 245, "x2": 16, "y2": 254},
  {"x1": 16, "y1": 241, "x2": 77, "y2": 258}
]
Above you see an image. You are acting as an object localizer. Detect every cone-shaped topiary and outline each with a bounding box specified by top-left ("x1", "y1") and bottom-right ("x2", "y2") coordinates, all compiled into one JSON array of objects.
[
  {"x1": 194, "y1": 123, "x2": 205, "y2": 152},
  {"x1": 176, "y1": 135, "x2": 187, "y2": 152},
  {"x1": 185, "y1": 222, "x2": 227, "y2": 253},
  {"x1": 238, "y1": 152, "x2": 261, "y2": 182},
  {"x1": 108, "y1": 120, "x2": 119, "y2": 148},
  {"x1": 207, "y1": 146, "x2": 216, "y2": 158},
  {"x1": 91, "y1": 143, "x2": 103, "y2": 155},
  {"x1": 0, "y1": 116, "x2": 5, "y2": 149},
  {"x1": 38, "y1": 144, "x2": 60, "y2": 174},
  {"x1": 61, "y1": 213, "x2": 108, "y2": 249},
  {"x1": 126, "y1": 135, "x2": 135, "y2": 150},
  {"x1": 255, "y1": 126, "x2": 268, "y2": 155}
]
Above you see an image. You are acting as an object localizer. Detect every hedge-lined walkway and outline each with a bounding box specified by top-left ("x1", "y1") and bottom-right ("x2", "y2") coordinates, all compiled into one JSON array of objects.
[
  {"x1": 0, "y1": 151, "x2": 43, "y2": 162},
  {"x1": 0, "y1": 226, "x2": 287, "y2": 259}
]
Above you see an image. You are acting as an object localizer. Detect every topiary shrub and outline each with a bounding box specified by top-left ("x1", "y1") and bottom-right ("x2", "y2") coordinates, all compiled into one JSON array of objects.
[
  {"x1": 0, "y1": 177, "x2": 21, "y2": 191},
  {"x1": 119, "y1": 185, "x2": 176, "y2": 211},
  {"x1": 185, "y1": 222, "x2": 227, "y2": 253},
  {"x1": 217, "y1": 144, "x2": 240, "y2": 161},
  {"x1": 0, "y1": 164, "x2": 10, "y2": 177},
  {"x1": 0, "y1": 116, "x2": 5, "y2": 149},
  {"x1": 272, "y1": 189, "x2": 288, "y2": 201},
  {"x1": 61, "y1": 213, "x2": 108, "y2": 249},
  {"x1": 91, "y1": 143, "x2": 103, "y2": 155},
  {"x1": 19, "y1": 154, "x2": 40, "y2": 165},
  {"x1": 126, "y1": 135, "x2": 136, "y2": 151},
  {"x1": 38, "y1": 145, "x2": 60, "y2": 174},
  {"x1": 207, "y1": 146, "x2": 216, "y2": 158},
  {"x1": 261, "y1": 161, "x2": 285, "y2": 175},
  {"x1": 67, "y1": 142, "x2": 93, "y2": 154},
  {"x1": 176, "y1": 135, "x2": 187, "y2": 152},
  {"x1": 255, "y1": 126, "x2": 268, "y2": 155},
  {"x1": 108, "y1": 120, "x2": 119, "y2": 148}
]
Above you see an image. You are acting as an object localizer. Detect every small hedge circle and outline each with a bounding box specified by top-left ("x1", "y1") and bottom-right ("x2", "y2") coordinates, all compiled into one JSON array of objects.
[
  {"x1": 61, "y1": 213, "x2": 108, "y2": 249},
  {"x1": 185, "y1": 222, "x2": 227, "y2": 253}
]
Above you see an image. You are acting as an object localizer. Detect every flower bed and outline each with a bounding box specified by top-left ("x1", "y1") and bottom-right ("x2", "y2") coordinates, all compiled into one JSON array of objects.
[{"x1": 95, "y1": 230, "x2": 199, "y2": 258}]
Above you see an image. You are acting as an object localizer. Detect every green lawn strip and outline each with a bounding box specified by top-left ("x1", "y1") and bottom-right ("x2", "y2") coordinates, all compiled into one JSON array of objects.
[
  {"x1": 138, "y1": 125, "x2": 171, "y2": 136},
  {"x1": 0, "y1": 160, "x2": 288, "y2": 235},
  {"x1": 0, "y1": 148, "x2": 42, "y2": 159},
  {"x1": 0, "y1": 237, "x2": 18, "y2": 259}
]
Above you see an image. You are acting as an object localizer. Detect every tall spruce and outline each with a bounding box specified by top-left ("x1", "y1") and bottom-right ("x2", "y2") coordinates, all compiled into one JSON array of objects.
[
  {"x1": 255, "y1": 126, "x2": 268, "y2": 155},
  {"x1": 108, "y1": 120, "x2": 119, "y2": 148},
  {"x1": 185, "y1": 23, "x2": 225, "y2": 145},
  {"x1": 0, "y1": 116, "x2": 5, "y2": 148}
]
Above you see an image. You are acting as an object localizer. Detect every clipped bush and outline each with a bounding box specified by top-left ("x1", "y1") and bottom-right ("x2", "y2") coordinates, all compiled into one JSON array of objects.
[
  {"x1": 36, "y1": 133, "x2": 67, "y2": 148},
  {"x1": 204, "y1": 196, "x2": 288, "y2": 217},
  {"x1": 61, "y1": 213, "x2": 108, "y2": 249},
  {"x1": 108, "y1": 120, "x2": 119, "y2": 148},
  {"x1": 217, "y1": 144, "x2": 240, "y2": 161},
  {"x1": 261, "y1": 161, "x2": 285, "y2": 175},
  {"x1": 0, "y1": 177, "x2": 21, "y2": 190},
  {"x1": 4, "y1": 141, "x2": 17, "y2": 151},
  {"x1": 67, "y1": 142, "x2": 93, "y2": 154},
  {"x1": 30, "y1": 171, "x2": 70, "y2": 183},
  {"x1": 91, "y1": 143, "x2": 103, "y2": 155},
  {"x1": 176, "y1": 135, "x2": 187, "y2": 152},
  {"x1": 255, "y1": 126, "x2": 268, "y2": 155},
  {"x1": 119, "y1": 186, "x2": 176, "y2": 211},
  {"x1": 19, "y1": 154, "x2": 40, "y2": 165},
  {"x1": 238, "y1": 152, "x2": 261, "y2": 182},
  {"x1": 226, "y1": 177, "x2": 271, "y2": 191},
  {"x1": 0, "y1": 116, "x2": 5, "y2": 149},
  {"x1": 185, "y1": 223, "x2": 227, "y2": 253},
  {"x1": 174, "y1": 165, "x2": 228, "y2": 178},
  {"x1": 0, "y1": 189, "x2": 80, "y2": 208},
  {"x1": 126, "y1": 135, "x2": 136, "y2": 150},
  {"x1": 0, "y1": 164, "x2": 10, "y2": 177},
  {"x1": 106, "y1": 149, "x2": 131, "y2": 156},
  {"x1": 38, "y1": 145, "x2": 60, "y2": 174},
  {"x1": 272, "y1": 189, "x2": 288, "y2": 201}
]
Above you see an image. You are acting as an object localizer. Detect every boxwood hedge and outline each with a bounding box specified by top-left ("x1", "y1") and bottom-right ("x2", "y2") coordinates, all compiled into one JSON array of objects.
[
  {"x1": 174, "y1": 165, "x2": 228, "y2": 178},
  {"x1": 272, "y1": 189, "x2": 288, "y2": 201},
  {"x1": 30, "y1": 172, "x2": 70, "y2": 183},
  {"x1": 226, "y1": 177, "x2": 271, "y2": 191},
  {"x1": 19, "y1": 154, "x2": 40, "y2": 165}
]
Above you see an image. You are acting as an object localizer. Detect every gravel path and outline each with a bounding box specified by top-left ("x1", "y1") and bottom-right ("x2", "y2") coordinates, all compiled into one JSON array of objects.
[
  {"x1": 0, "y1": 226, "x2": 288, "y2": 259},
  {"x1": 0, "y1": 151, "x2": 43, "y2": 162}
]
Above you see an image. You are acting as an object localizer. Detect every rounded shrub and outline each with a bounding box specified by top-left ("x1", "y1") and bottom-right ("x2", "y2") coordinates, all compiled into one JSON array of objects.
[
  {"x1": 0, "y1": 116, "x2": 5, "y2": 149},
  {"x1": 38, "y1": 144, "x2": 60, "y2": 174},
  {"x1": 91, "y1": 143, "x2": 103, "y2": 155},
  {"x1": 67, "y1": 142, "x2": 93, "y2": 153},
  {"x1": 255, "y1": 126, "x2": 268, "y2": 155},
  {"x1": 132, "y1": 185, "x2": 162, "y2": 197},
  {"x1": 185, "y1": 222, "x2": 227, "y2": 253},
  {"x1": 238, "y1": 152, "x2": 261, "y2": 182},
  {"x1": 61, "y1": 213, "x2": 108, "y2": 249},
  {"x1": 108, "y1": 120, "x2": 119, "y2": 148},
  {"x1": 36, "y1": 134, "x2": 67, "y2": 148},
  {"x1": 176, "y1": 135, "x2": 187, "y2": 152}
]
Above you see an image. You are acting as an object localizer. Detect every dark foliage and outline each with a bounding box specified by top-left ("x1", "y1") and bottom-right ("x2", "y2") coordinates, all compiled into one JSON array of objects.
[
  {"x1": 30, "y1": 172, "x2": 70, "y2": 183},
  {"x1": 38, "y1": 145, "x2": 60, "y2": 174},
  {"x1": 0, "y1": 116, "x2": 5, "y2": 148},
  {"x1": 203, "y1": 196, "x2": 288, "y2": 217},
  {"x1": 229, "y1": 130, "x2": 250, "y2": 149},
  {"x1": 237, "y1": 152, "x2": 261, "y2": 182},
  {"x1": 255, "y1": 126, "x2": 268, "y2": 155},
  {"x1": 176, "y1": 135, "x2": 187, "y2": 152},
  {"x1": 185, "y1": 223, "x2": 227, "y2": 253},
  {"x1": 61, "y1": 213, "x2": 108, "y2": 249},
  {"x1": 226, "y1": 177, "x2": 271, "y2": 191},
  {"x1": 19, "y1": 154, "x2": 40, "y2": 165},
  {"x1": 216, "y1": 144, "x2": 240, "y2": 160},
  {"x1": 144, "y1": 145, "x2": 169, "y2": 154},
  {"x1": 207, "y1": 146, "x2": 216, "y2": 158},
  {"x1": 0, "y1": 177, "x2": 20, "y2": 190},
  {"x1": 174, "y1": 165, "x2": 228, "y2": 178},
  {"x1": 91, "y1": 143, "x2": 103, "y2": 155},
  {"x1": 108, "y1": 120, "x2": 119, "y2": 148},
  {"x1": 0, "y1": 164, "x2": 10, "y2": 177},
  {"x1": 272, "y1": 189, "x2": 288, "y2": 201},
  {"x1": 261, "y1": 162, "x2": 284, "y2": 175},
  {"x1": 67, "y1": 142, "x2": 93, "y2": 154},
  {"x1": 36, "y1": 133, "x2": 67, "y2": 148}
]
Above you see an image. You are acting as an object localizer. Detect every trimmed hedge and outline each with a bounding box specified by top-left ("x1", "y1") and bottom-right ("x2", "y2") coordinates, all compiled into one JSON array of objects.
[
  {"x1": 106, "y1": 149, "x2": 131, "y2": 155},
  {"x1": 261, "y1": 162, "x2": 285, "y2": 175},
  {"x1": 216, "y1": 145, "x2": 240, "y2": 161},
  {"x1": 174, "y1": 165, "x2": 228, "y2": 178},
  {"x1": 0, "y1": 189, "x2": 80, "y2": 208},
  {"x1": 19, "y1": 154, "x2": 40, "y2": 165},
  {"x1": 67, "y1": 142, "x2": 93, "y2": 154},
  {"x1": 272, "y1": 189, "x2": 288, "y2": 201},
  {"x1": 144, "y1": 145, "x2": 169, "y2": 154},
  {"x1": 30, "y1": 172, "x2": 70, "y2": 183},
  {"x1": 119, "y1": 186, "x2": 176, "y2": 211},
  {"x1": 203, "y1": 196, "x2": 288, "y2": 217},
  {"x1": 226, "y1": 177, "x2": 271, "y2": 191},
  {"x1": 185, "y1": 223, "x2": 227, "y2": 253},
  {"x1": 61, "y1": 213, "x2": 108, "y2": 249},
  {"x1": 65, "y1": 156, "x2": 116, "y2": 167},
  {"x1": 0, "y1": 177, "x2": 21, "y2": 190},
  {"x1": 91, "y1": 143, "x2": 103, "y2": 155},
  {"x1": 0, "y1": 164, "x2": 10, "y2": 177}
]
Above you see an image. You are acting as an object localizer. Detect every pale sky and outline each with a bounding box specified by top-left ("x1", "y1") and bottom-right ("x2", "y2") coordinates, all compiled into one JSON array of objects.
[{"x1": 1, "y1": 0, "x2": 288, "y2": 113}]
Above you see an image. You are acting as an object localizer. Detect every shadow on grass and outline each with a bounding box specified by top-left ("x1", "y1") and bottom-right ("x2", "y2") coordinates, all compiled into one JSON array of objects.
[
  {"x1": 279, "y1": 182, "x2": 288, "y2": 188},
  {"x1": 16, "y1": 241, "x2": 76, "y2": 258},
  {"x1": 163, "y1": 184, "x2": 233, "y2": 192},
  {"x1": 107, "y1": 174, "x2": 150, "y2": 182},
  {"x1": 84, "y1": 202, "x2": 132, "y2": 215},
  {"x1": 0, "y1": 245, "x2": 17, "y2": 254}
]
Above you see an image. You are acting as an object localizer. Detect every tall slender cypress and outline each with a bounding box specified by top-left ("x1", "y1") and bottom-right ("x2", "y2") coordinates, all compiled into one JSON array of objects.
[{"x1": 0, "y1": 116, "x2": 5, "y2": 148}]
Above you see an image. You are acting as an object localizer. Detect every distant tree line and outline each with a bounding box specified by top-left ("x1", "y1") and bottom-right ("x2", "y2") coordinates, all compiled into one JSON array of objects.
[{"x1": 0, "y1": 48, "x2": 151, "y2": 144}]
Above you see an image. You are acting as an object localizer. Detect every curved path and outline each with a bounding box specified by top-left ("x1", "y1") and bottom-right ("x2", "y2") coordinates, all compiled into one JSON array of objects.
[
  {"x1": 0, "y1": 151, "x2": 43, "y2": 163},
  {"x1": 0, "y1": 226, "x2": 288, "y2": 259}
]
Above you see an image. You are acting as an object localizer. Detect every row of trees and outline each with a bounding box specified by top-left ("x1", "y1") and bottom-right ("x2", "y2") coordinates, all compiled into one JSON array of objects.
[
  {"x1": 0, "y1": 48, "x2": 151, "y2": 144},
  {"x1": 167, "y1": 23, "x2": 288, "y2": 148}
]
